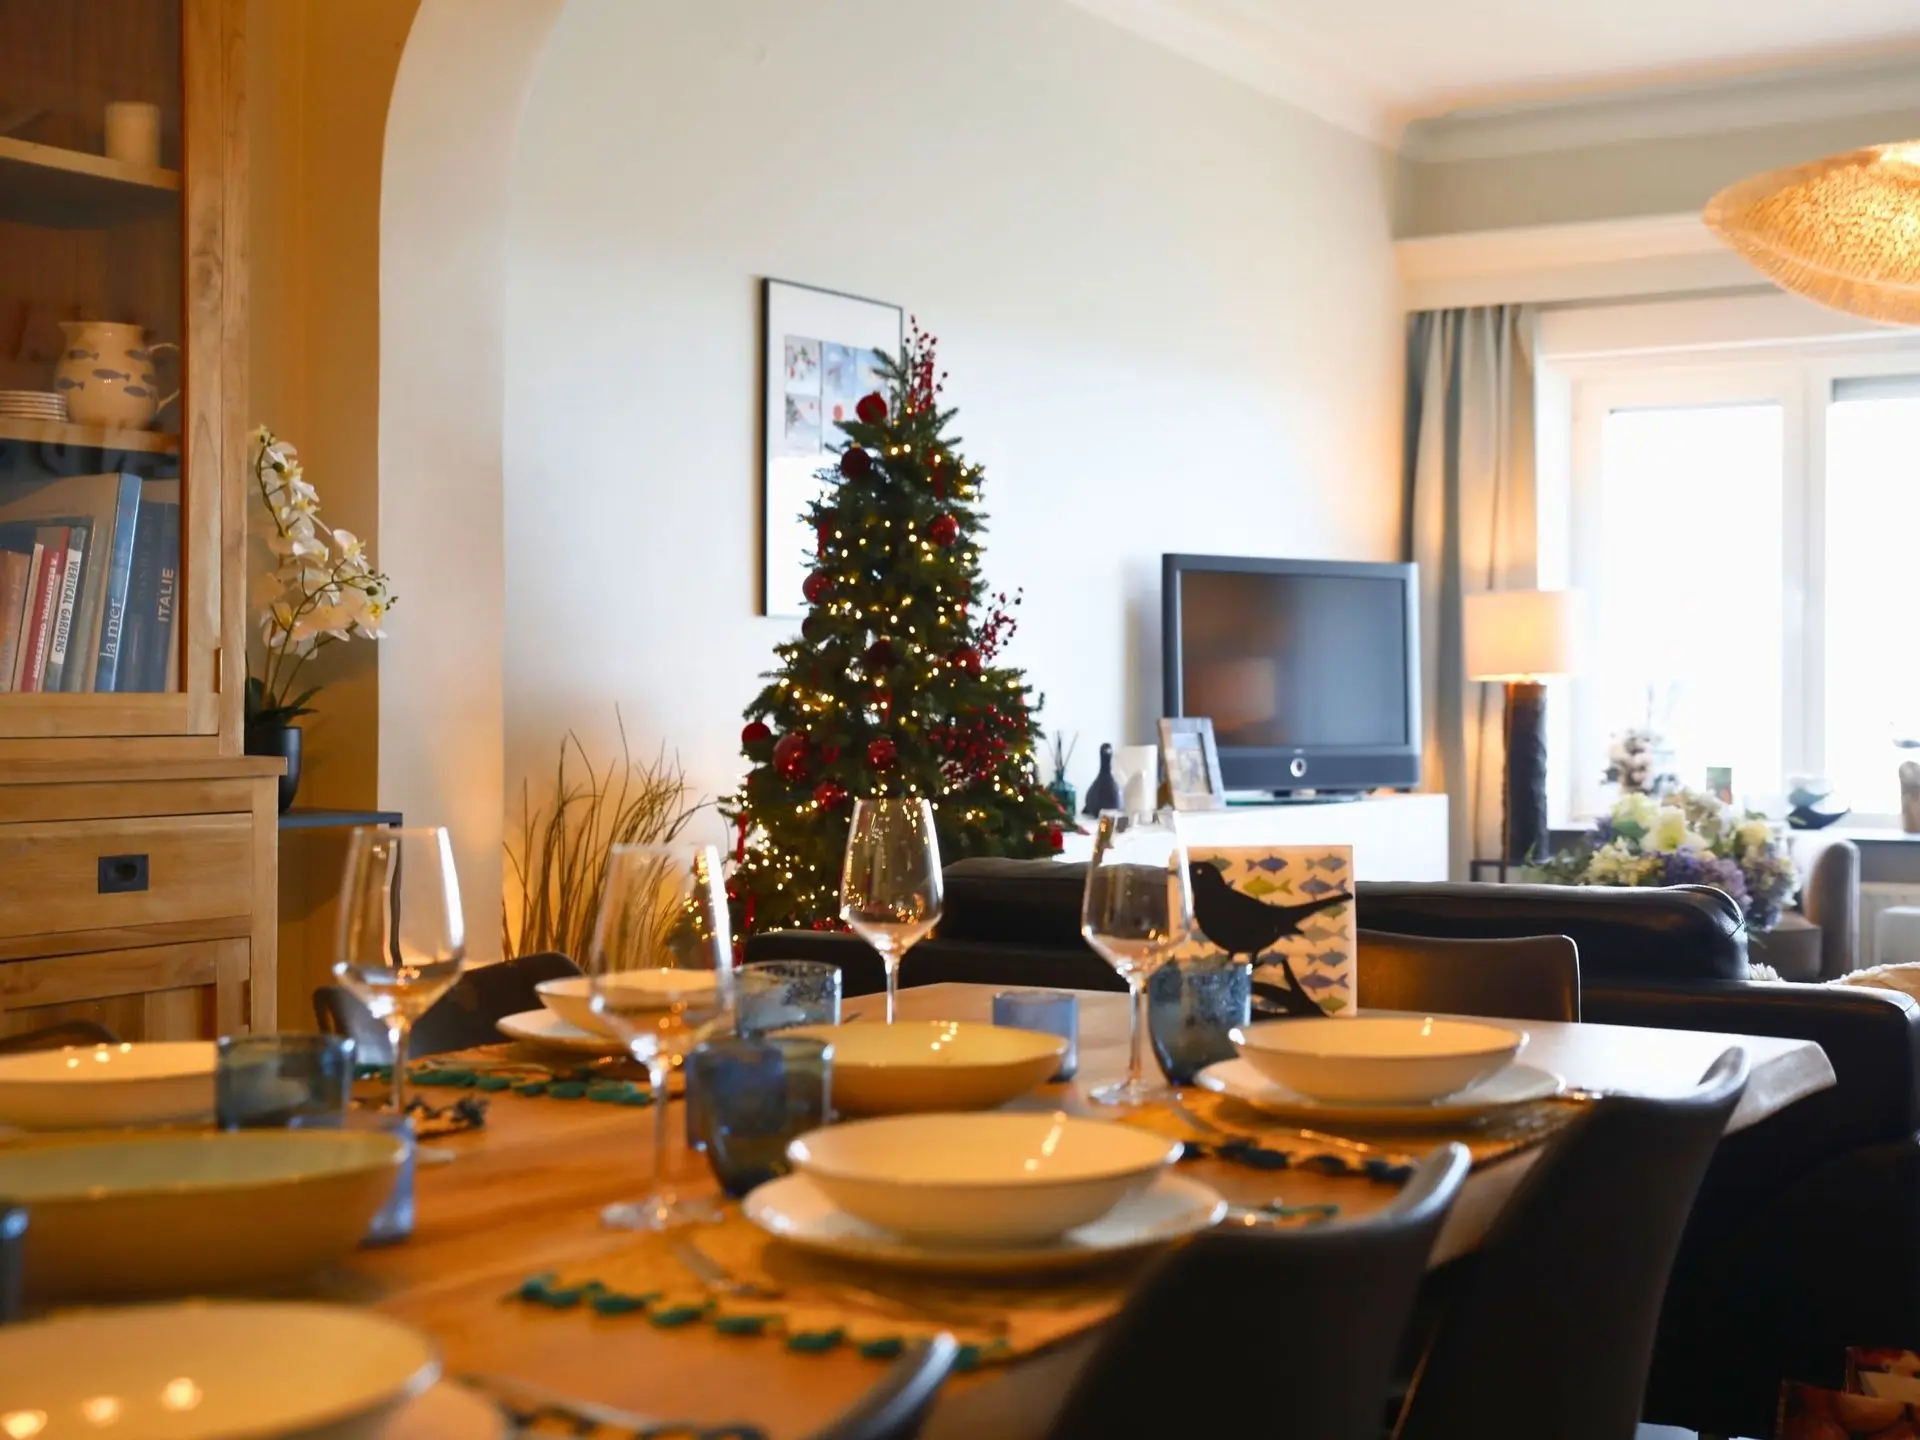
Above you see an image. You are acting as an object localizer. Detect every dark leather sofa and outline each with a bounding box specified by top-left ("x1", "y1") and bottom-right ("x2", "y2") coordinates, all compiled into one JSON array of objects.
[{"x1": 747, "y1": 861, "x2": 1920, "y2": 1438}]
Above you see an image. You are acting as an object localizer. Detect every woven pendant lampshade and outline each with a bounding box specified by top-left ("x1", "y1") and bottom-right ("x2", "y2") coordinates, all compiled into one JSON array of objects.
[{"x1": 1705, "y1": 141, "x2": 1920, "y2": 325}]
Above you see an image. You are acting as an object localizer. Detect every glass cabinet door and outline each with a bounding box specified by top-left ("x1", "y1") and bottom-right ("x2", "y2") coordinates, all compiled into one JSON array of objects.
[{"x1": 0, "y1": 0, "x2": 218, "y2": 734}]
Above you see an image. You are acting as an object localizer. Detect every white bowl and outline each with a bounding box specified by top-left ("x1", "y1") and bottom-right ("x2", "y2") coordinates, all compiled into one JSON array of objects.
[
  {"x1": 536, "y1": 972, "x2": 718, "y2": 1039},
  {"x1": 0, "y1": 1041, "x2": 215, "y2": 1130},
  {"x1": 783, "y1": 1020, "x2": 1066, "y2": 1115},
  {"x1": 1232, "y1": 1016, "x2": 1525, "y2": 1104},
  {"x1": 787, "y1": 1112, "x2": 1179, "y2": 1246},
  {"x1": 2, "y1": 1128, "x2": 405, "y2": 1302},
  {"x1": 0, "y1": 1300, "x2": 438, "y2": 1438}
]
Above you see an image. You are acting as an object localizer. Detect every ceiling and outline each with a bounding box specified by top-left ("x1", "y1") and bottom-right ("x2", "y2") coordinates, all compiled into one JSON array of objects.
[{"x1": 1064, "y1": 0, "x2": 1920, "y2": 142}]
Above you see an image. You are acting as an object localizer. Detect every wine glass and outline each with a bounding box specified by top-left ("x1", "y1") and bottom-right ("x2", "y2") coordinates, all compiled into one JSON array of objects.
[
  {"x1": 840, "y1": 797, "x2": 943, "y2": 1024},
  {"x1": 587, "y1": 842, "x2": 735, "y2": 1231},
  {"x1": 1081, "y1": 810, "x2": 1194, "y2": 1107},
  {"x1": 334, "y1": 826, "x2": 466, "y2": 1117}
]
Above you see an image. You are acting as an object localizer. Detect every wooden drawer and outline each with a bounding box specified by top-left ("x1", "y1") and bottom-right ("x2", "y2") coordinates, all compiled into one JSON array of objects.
[
  {"x1": 0, "y1": 939, "x2": 249, "y2": 1041},
  {"x1": 0, "y1": 813, "x2": 253, "y2": 940}
]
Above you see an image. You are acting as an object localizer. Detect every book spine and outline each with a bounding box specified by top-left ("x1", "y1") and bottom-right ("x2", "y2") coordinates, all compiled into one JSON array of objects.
[
  {"x1": 0, "y1": 551, "x2": 28, "y2": 693},
  {"x1": 18, "y1": 540, "x2": 63, "y2": 693},
  {"x1": 91, "y1": 477, "x2": 143, "y2": 694},
  {"x1": 42, "y1": 529, "x2": 86, "y2": 692},
  {"x1": 117, "y1": 503, "x2": 165, "y2": 693},
  {"x1": 6, "y1": 544, "x2": 40, "y2": 691},
  {"x1": 142, "y1": 504, "x2": 180, "y2": 692}
]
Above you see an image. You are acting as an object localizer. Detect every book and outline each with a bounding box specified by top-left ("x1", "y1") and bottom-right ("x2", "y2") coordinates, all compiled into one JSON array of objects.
[
  {"x1": 0, "y1": 546, "x2": 30, "y2": 693},
  {"x1": 118, "y1": 480, "x2": 179, "y2": 693},
  {"x1": 40, "y1": 524, "x2": 88, "y2": 694},
  {"x1": 0, "y1": 474, "x2": 142, "y2": 694},
  {"x1": 17, "y1": 528, "x2": 67, "y2": 694},
  {"x1": 145, "y1": 501, "x2": 180, "y2": 692},
  {"x1": 8, "y1": 535, "x2": 44, "y2": 691}
]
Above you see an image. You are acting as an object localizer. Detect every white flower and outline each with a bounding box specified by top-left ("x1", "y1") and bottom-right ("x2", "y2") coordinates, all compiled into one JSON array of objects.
[
  {"x1": 1613, "y1": 791, "x2": 1659, "y2": 838},
  {"x1": 1737, "y1": 819, "x2": 1772, "y2": 854},
  {"x1": 1644, "y1": 807, "x2": 1706, "y2": 853}
]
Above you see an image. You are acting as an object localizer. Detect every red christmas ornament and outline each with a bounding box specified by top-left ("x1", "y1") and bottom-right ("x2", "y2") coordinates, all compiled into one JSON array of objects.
[
  {"x1": 856, "y1": 392, "x2": 888, "y2": 425},
  {"x1": 812, "y1": 780, "x2": 849, "y2": 810},
  {"x1": 838, "y1": 446, "x2": 872, "y2": 480},
  {"x1": 1040, "y1": 825, "x2": 1065, "y2": 853},
  {"x1": 863, "y1": 638, "x2": 896, "y2": 673},
  {"x1": 800, "y1": 612, "x2": 825, "y2": 641},
  {"x1": 741, "y1": 720, "x2": 772, "y2": 748},
  {"x1": 772, "y1": 732, "x2": 810, "y2": 781},
  {"x1": 950, "y1": 644, "x2": 981, "y2": 676},
  {"x1": 816, "y1": 510, "x2": 837, "y2": 557},
  {"x1": 867, "y1": 736, "x2": 898, "y2": 769},
  {"x1": 928, "y1": 512, "x2": 960, "y2": 547}
]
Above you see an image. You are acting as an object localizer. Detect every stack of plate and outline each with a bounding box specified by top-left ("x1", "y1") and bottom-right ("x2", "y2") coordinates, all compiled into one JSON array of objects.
[{"x1": 0, "y1": 389, "x2": 67, "y2": 422}]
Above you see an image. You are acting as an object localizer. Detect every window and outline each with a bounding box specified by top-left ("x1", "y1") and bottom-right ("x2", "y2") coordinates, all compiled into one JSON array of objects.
[{"x1": 1560, "y1": 342, "x2": 1920, "y2": 823}]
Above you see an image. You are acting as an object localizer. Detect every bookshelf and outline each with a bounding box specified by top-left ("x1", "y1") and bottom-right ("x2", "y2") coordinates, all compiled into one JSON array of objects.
[
  {"x1": 0, "y1": 417, "x2": 180, "y2": 455},
  {"x1": 0, "y1": 135, "x2": 180, "y2": 228}
]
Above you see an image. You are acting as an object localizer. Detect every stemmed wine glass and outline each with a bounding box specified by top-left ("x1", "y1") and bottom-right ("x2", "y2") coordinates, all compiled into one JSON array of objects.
[
  {"x1": 334, "y1": 826, "x2": 466, "y2": 1117},
  {"x1": 840, "y1": 797, "x2": 943, "y2": 1024},
  {"x1": 1081, "y1": 809, "x2": 1195, "y2": 1107},
  {"x1": 587, "y1": 842, "x2": 736, "y2": 1231}
]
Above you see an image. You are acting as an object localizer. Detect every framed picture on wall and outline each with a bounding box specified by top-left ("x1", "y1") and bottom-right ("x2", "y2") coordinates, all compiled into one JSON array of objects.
[
  {"x1": 1158, "y1": 716, "x2": 1228, "y2": 812},
  {"x1": 761, "y1": 279, "x2": 903, "y2": 616}
]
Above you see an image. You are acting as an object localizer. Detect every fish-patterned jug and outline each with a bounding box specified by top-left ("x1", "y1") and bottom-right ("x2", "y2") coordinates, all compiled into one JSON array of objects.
[{"x1": 52, "y1": 321, "x2": 179, "y2": 429}]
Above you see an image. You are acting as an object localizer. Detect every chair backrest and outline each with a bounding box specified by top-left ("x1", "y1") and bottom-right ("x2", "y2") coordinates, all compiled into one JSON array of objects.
[
  {"x1": 1395, "y1": 1049, "x2": 1750, "y2": 1440},
  {"x1": 804, "y1": 1335, "x2": 959, "y2": 1440},
  {"x1": 0, "y1": 1020, "x2": 118, "y2": 1055},
  {"x1": 1045, "y1": 1142, "x2": 1473, "y2": 1440},
  {"x1": 1355, "y1": 930, "x2": 1580, "y2": 1022},
  {"x1": 1789, "y1": 830, "x2": 1860, "y2": 979},
  {"x1": 314, "y1": 952, "x2": 582, "y2": 1062}
]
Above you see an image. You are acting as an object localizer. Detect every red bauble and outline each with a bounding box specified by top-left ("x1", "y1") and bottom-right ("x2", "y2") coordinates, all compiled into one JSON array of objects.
[
  {"x1": 838, "y1": 446, "x2": 872, "y2": 480},
  {"x1": 928, "y1": 512, "x2": 960, "y2": 547},
  {"x1": 856, "y1": 392, "x2": 888, "y2": 425},
  {"x1": 741, "y1": 720, "x2": 772, "y2": 748},
  {"x1": 867, "y1": 737, "x2": 898, "y2": 769},
  {"x1": 813, "y1": 780, "x2": 849, "y2": 810},
  {"x1": 772, "y1": 732, "x2": 810, "y2": 780},
  {"x1": 1040, "y1": 825, "x2": 1065, "y2": 853},
  {"x1": 800, "y1": 612, "x2": 825, "y2": 640},
  {"x1": 950, "y1": 644, "x2": 981, "y2": 675},
  {"x1": 802, "y1": 570, "x2": 833, "y2": 606},
  {"x1": 863, "y1": 638, "x2": 895, "y2": 673}
]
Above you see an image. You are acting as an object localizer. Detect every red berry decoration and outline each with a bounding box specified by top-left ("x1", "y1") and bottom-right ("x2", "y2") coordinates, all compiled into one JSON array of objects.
[
  {"x1": 867, "y1": 737, "x2": 897, "y2": 769},
  {"x1": 772, "y1": 732, "x2": 810, "y2": 781},
  {"x1": 1040, "y1": 825, "x2": 1065, "y2": 853},
  {"x1": 928, "y1": 512, "x2": 959, "y2": 547},
  {"x1": 812, "y1": 780, "x2": 849, "y2": 810},
  {"x1": 950, "y1": 644, "x2": 981, "y2": 676},
  {"x1": 838, "y1": 446, "x2": 872, "y2": 480},
  {"x1": 802, "y1": 570, "x2": 832, "y2": 605},
  {"x1": 741, "y1": 720, "x2": 772, "y2": 748},
  {"x1": 863, "y1": 638, "x2": 895, "y2": 673},
  {"x1": 856, "y1": 392, "x2": 888, "y2": 425}
]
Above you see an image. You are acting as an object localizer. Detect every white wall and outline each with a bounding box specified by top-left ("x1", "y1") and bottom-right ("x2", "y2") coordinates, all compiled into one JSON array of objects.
[{"x1": 502, "y1": 0, "x2": 1404, "y2": 838}]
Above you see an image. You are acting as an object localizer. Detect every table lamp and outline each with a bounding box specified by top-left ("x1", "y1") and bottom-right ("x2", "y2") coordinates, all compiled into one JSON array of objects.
[{"x1": 1465, "y1": 589, "x2": 1579, "y2": 874}]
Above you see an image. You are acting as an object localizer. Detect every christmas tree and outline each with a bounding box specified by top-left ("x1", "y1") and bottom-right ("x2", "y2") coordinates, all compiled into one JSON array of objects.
[{"x1": 729, "y1": 323, "x2": 1066, "y2": 934}]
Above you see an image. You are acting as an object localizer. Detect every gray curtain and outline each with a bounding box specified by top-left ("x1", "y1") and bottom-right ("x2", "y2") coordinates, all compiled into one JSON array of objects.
[{"x1": 1403, "y1": 306, "x2": 1538, "y2": 878}]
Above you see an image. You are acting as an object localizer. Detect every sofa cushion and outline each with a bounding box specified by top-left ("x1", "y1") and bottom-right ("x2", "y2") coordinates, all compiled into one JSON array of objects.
[{"x1": 941, "y1": 858, "x2": 1088, "y2": 947}]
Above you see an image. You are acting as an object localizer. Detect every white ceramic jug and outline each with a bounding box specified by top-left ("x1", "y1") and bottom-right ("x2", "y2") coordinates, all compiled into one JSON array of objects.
[{"x1": 52, "y1": 321, "x2": 178, "y2": 429}]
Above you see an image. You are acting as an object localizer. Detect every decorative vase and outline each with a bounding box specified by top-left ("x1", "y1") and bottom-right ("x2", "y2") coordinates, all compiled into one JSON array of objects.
[
  {"x1": 246, "y1": 721, "x2": 302, "y2": 813},
  {"x1": 1047, "y1": 777, "x2": 1077, "y2": 819},
  {"x1": 52, "y1": 321, "x2": 179, "y2": 429},
  {"x1": 1082, "y1": 742, "x2": 1121, "y2": 817}
]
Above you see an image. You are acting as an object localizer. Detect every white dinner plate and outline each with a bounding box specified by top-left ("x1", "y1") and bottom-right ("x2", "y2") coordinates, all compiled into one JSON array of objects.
[
  {"x1": 496, "y1": 1008, "x2": 629, "y2": 1056},
  {"x1": 1195, "y1": 1056, "x2": 1563, "y2": 1127},
  {"x1": 379, "y1": 1383, "x2": 508, "y2": 1439},
  {"x1": 743, "y1": 1170, "x2": 1226, "y2": 1275},
  {"x1": 0, "y1": 1041, "x2": 215, "y2": 1130},
  {"x1": 0, "y1": 1300, "x2": 439, "y2": 1438}
]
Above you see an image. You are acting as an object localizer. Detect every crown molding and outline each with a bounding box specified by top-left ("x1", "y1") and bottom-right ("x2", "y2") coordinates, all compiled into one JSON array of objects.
[{"x1": 1058, "y1": 0, "x2": 1396, "y2": 144}]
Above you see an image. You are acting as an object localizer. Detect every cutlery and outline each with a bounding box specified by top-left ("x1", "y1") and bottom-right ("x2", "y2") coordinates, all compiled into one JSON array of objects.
[
  {"x1": 1169, "y1": 1094, "x2": 1419, "y2": 1170},
  {"x1": 463, "y1": 1371, "x2": 667, "y2": 1435},
  {"x1": 670, "y1": 1236, "x2": 1005, "y2": 1334}
]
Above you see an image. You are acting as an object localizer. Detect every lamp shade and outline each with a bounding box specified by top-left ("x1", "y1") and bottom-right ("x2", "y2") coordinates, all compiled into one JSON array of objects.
[
  {"x1": 1705, "y1": 141, "x2": 1920, "y2": 325},
  {"x1": 1464, "y1": 589, "x2": 1578, "y2": 682}
]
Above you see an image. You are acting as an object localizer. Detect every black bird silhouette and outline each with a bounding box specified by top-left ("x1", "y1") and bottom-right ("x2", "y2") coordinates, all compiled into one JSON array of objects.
[{"x1": 1188, "y1": 863, "x2": 1353, "y2": 1018}]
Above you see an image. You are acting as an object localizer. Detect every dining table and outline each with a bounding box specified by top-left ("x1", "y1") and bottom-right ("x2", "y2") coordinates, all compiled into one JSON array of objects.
[{"x1": 344, "y1": 981, "x2": 1837, "y2": 1439}]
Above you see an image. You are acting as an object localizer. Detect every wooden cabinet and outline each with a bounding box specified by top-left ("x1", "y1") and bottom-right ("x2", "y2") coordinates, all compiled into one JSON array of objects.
[{"x1": 0, "y1": 1, "x2": 271, "y2": 1042}]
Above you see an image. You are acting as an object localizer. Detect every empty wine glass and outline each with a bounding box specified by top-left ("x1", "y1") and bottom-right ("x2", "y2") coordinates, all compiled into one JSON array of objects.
[
  {"x1": 334, "y1": 826, "x2": 466, "y2": 1116},
  {"x1": 840, "y1": 797, "x2": 943, "y2": 1023},
  {"x1": 1081, "y1": 810, "x2": 1194, "y2": 1107},
  {"x1": 587, "y1": 842, "x2": 736, "y2": 1231}
]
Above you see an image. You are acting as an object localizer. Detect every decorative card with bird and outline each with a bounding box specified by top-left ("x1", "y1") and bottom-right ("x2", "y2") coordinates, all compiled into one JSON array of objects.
[{"x1": 1177, "y1": 846, "x2": 1355, "y2": 1018}]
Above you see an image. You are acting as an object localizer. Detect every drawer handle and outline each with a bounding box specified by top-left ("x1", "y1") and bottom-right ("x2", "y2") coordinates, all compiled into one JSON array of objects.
[{"x1": 98, "y1": 854, "x2": 150, "y2": 895}]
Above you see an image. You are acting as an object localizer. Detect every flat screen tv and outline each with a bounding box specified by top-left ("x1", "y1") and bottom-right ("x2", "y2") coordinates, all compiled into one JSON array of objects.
[{"x1": 1162, "y1": 554, "x2": 1421, "y2": 795}]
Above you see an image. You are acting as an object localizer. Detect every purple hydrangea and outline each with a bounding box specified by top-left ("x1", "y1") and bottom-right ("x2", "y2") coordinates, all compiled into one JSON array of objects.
[{"x1": 1661, "y1": 849, "x2": 1749, "y2": 911}]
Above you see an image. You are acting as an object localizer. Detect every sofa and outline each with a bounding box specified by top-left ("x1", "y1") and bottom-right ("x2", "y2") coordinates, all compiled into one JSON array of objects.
[{"x1": 747, "y1": 861, "x2": 1920, "y2": 1438}]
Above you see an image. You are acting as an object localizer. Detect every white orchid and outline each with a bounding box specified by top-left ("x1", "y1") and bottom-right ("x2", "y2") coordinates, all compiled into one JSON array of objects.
[
  {"x1": 249, "y1": 427, "x2": 396, "y2": 724},
  {"x1": 1644, "y1": 807, "x2": 1707, "y2": 854}
]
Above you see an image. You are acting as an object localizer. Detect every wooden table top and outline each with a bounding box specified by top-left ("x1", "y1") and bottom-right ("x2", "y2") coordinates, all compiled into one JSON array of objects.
[{"x1": 351, "y1": 982, "x2": 1836, "y2": 1439}]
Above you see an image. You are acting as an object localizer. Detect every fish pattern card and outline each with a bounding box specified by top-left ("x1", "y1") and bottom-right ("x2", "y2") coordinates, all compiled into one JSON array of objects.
[{"x1": 1177, "y1": 845, "x2": 1355, "y2": 1018}]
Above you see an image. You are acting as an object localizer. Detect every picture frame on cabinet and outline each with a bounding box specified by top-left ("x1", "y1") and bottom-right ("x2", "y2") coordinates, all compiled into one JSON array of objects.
[{"x1": 1158, "y1": 716, "x2": 1228, "y2": 812}]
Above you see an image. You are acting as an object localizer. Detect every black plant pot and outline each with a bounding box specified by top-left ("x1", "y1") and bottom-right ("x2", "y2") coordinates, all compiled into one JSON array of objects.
[{"x1": 246, "y1": 721, "x2": 302, "y2": 813}]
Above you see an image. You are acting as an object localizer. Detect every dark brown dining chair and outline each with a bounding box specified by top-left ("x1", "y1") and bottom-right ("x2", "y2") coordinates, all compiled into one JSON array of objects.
[
  {"x1": 1043, "y1": 1142, "x2": 1473, "y2": 1440},
  {"x1": 804, "y1": 1335, "x2": 959, "y2": 1440},
  {"x1": 1392, "y1": 1048, "x2": 1749, "y2": 1440},
  {"x1": 314, "y1": 951, "x2": 581, "y2": 1062},
  {"x1": 0, "y1": 1020, "x2": 119, "y2": 1055},
  {"x1": 1355, "y1": 929, "x2": 1581, "y2": 1023}
]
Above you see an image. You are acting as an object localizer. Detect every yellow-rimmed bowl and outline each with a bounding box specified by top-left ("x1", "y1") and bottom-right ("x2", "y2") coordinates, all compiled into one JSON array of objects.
[
  {"x1": 785, "y1": 1020, "x2": 1066, "y2": 1114},
  {"x1": 0, "y1": 1041, "x2": 214, "y2": 1130}
]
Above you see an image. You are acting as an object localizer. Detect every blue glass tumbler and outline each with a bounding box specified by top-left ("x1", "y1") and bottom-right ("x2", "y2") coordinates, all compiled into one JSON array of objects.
[
  {"x1": 688, "y1": 1036, "x2": 832, "y2": 1198},
  {"x1": 991, "y1": 990, "x2": 1078, "y2": 1081},
  {"x1": 1148, "y1": 956, "x2": 1251, "y2": 1085}
]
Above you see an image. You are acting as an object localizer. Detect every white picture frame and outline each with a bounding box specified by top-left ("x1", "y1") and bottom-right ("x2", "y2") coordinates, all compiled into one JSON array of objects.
[{"x1": 760, "y1": 279, "x2": 903, "y2": 616}]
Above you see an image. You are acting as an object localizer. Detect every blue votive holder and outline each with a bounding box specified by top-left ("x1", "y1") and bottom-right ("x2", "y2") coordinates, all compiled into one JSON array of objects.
[
  {"x1": 992, "y1": 990, "x2": 1078, "y2": 1081},
  {"x1": 1149, "y1": 956, "x2": 1251, "y2": 1085},
  {"x1": 736, "y1": 960, "x2": 843, "y2": 1039},
  {"x1": 292, "y1": 1108, "x2": 414, "y2": 1245},
  {"x1": 688, "y1": 1036, "x2": 832, "y2": 1198},
  {"x1": 216, "y1": 1033, "x2": 355, "y2": 1130}
]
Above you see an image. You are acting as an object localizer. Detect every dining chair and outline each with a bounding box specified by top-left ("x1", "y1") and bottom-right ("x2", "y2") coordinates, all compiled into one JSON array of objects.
[
  {"x1": 313, "y1": 951, "x2": 581, "y2": 1062},
  {"x1": 1353, "y1": 930, "x2": 1580, "y2": 1023},
  {"x1": 0, "y1": 1202, "x2": 23, "y2": 1325},
  {"x1": 1392, "y1": 1048, "x2": 1750, "y2": 1440},
  {"x1": 0, "y1": 1019, "x2": 119, "y2": 1054},
  {"x1": 803, "y1": 1335, "x2": 960, "y2": 1440},
  {"x1": 1043, "y1": 1142, "x2": 1473, "y2": 1440}
]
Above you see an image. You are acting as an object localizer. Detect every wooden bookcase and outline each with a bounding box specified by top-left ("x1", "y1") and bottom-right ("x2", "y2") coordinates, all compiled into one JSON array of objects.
[{"x1": 0, "y1": 0, "x2": 275, "y2": 1041}]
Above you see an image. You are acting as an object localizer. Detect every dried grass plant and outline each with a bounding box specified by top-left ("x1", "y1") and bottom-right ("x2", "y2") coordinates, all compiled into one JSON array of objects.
[{"x1": 503, "y1": 715, "x2": 704, "y2": 961}]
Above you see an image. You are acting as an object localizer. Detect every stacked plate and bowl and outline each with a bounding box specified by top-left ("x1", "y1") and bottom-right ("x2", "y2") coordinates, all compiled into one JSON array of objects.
[{"x1": 0, "y1": 390, "x2": 67, "y2": 424}]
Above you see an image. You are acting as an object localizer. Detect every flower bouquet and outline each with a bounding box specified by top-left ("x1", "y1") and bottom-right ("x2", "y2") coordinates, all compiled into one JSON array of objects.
[{"x1": 1531, "y1": 787, "x2": 1799, "y2": 931}]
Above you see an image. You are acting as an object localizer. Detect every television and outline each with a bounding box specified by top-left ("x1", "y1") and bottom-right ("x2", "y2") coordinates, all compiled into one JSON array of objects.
[{"x1": 1162, "y1": 554, "x2": 1421, "y2": 795}]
